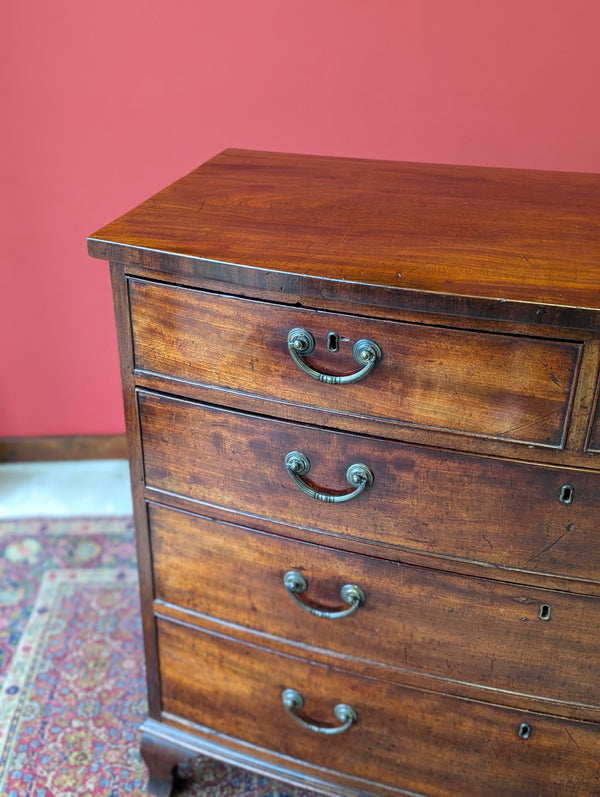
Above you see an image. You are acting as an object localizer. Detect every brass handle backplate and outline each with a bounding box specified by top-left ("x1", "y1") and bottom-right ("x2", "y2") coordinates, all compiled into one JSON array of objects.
[
  {"x1": 287, "y1": 328, "x2": 382, "y2": 384},
  {"x1": 283, "y1": 570, "x2": 366, "y2": 619},
  {"x1": 281, "y1": 688, "x2": 357, "y2": 735},
  {"x1": 285, "y1": 451, "x2": 374, "y2": 503}
]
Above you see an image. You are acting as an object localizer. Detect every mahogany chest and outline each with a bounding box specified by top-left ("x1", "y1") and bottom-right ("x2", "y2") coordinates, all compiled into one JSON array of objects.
[{"x1": 88, "y1": 149, "x2": 600, "y2": 796}]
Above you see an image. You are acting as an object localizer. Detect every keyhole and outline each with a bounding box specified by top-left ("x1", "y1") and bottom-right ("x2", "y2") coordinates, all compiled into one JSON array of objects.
[
  {"x1": 518, "y1": 723, "x2": 532, "y2": 740},
  {"x1": 558, "y1": 484, "x2": 574, "y2": 505},
  {"x1": 327, "y1": 332, "x2": 339, "y2": 352},
  {"x1": 538, "y1": 603, "x2": 552, "y2": 621}
]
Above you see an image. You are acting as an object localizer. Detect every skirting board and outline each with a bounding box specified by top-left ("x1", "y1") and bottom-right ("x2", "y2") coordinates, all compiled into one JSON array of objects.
[{"x1": 0, "y1": 434, "x2": 128, "y2": 463}]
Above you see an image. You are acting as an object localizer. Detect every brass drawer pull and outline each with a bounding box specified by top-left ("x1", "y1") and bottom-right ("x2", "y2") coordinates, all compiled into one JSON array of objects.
[
  {"x1": 281, "y1": 688, "x2": 357, "y2": 735},
  {"x1": 287, "y1": 327, "x2": 382, "y2": 384},
  {"x1": 285, "y1": 451, "x2": 374, "y2": 503},
  {"x1": 283, "y1": 570, "x2": 366, "y2": 619}
]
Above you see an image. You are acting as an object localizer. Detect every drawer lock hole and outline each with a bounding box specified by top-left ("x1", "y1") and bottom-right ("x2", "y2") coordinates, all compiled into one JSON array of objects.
[
  {"x1": 327, "y1": 332, "x2": 340, "y2": 352},
  {"x1": 538, "y1": 603, "x2": 552, "y2": 621},
  {"x1": 518, "y1": 723, "x2": 532, "y2": 740},
  {"x1": 558, "y1": 484, "x2": 574, "y2": 505}
]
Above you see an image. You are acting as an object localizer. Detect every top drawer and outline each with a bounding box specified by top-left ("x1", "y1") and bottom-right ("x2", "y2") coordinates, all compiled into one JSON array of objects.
[{"x1": 129, "y1": 278, "x2": 581, "y2": 447}]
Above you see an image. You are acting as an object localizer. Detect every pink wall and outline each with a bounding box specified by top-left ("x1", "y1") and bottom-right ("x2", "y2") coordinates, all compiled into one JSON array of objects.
[{"x1": 2, "y1": 0, "x2": 600, "y2": 437}]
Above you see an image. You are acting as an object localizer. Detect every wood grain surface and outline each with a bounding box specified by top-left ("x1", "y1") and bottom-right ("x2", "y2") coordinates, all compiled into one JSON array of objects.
[
  {"x1": 89, "y1": 149, "x2": 600, "y2": 318},
  {"x1": 139, "y1": 391, "x2": 600, "y2": 584},
  {"x1": 92, "y1": 150, "x2": 600, "y2": 796},
  {"x1": 149, "y1": 502, "x2": 600, "y2": 709},
  {"x1": 156, "y1": 616, "x2": 600, "y2": 797},
  {"x1": 129, "y1": 278, "x2": 581, "y2": 447}
]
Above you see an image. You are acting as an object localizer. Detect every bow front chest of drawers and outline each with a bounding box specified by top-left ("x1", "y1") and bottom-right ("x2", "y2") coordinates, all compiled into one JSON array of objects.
[{"x1": 88, "y1": 150, "x2": 600, "y2": 796}]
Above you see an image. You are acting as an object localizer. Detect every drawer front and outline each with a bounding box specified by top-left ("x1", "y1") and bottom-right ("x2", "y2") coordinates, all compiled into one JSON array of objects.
[
  {"x1": 150, "y1": 502, "x2": 600, "y2": 707},
  {"x1": 157, "y1": 617, "x2": 600, "y2": 797},
  {"x1": 129, "y1": 278, "x2": 581, "y2": 447},
  {"x1": 139, "y1": 391, "x2": 600, "y2": 582},
  {"x1": 588, "y1": 390, "x2": 600, "y2": 453}
]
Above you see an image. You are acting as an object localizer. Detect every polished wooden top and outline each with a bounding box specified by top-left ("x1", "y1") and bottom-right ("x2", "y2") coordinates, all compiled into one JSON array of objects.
[{"x1": 88, "y1": 148, "x2": 600, "y2": 328}]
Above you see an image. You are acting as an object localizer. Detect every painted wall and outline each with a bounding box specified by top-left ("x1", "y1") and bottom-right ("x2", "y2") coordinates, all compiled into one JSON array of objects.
[{"x1": 2, "y1": 0, "x2": 600, "y2": 436}]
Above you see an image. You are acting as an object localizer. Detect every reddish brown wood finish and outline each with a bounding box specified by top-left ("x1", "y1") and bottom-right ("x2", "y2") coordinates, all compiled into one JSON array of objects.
[
  {"x1": 139, "y1": 391, "x2": 599, "y2": 584},
  {"x1": 149, "y1": 502, "x2": 600, "y2": 710},
  {"x1": 88, "y1": 149, "x2": 600, "y2": 330},
  {"x1": 88, "y1": 150, "x2": 600, "y2": 796},
  {"x1": 129, "y1": 278, "x2": 581, "y2": 447},
  {"x1": 139, "y1": 729, "x2": 194, "y2": 797},
  {"x1": 588, "y1": 380, "x2": 600, "y2": 452},
  {"x1": 156, "y1": 617, "x2": 600, "y2": 797}
]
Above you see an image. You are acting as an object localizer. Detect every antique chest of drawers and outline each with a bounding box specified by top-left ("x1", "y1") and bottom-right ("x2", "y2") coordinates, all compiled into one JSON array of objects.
[{"x1": 88, "y1": 149, "x2": 600, "y2": 796}]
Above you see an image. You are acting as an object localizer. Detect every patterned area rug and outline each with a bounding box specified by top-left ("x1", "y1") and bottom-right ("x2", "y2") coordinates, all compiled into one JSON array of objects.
[{"x1": 0, "y1": 517, "x2": 320, "y2": 797}]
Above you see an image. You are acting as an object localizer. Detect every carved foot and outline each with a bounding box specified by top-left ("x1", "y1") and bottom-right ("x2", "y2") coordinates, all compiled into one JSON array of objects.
[
  {"x1": 141, "y1": 727, "x2": 196, "y2": 796},
  {"x1": 147, "y1": 773, "x2": 177, "y2": 797}
]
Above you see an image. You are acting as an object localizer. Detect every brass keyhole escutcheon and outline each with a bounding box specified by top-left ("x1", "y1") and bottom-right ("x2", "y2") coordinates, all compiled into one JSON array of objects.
[
  {"x1": 558, "y1": 484, "x2": 574, "y2": 505},
  {"x1": 518, "y1": 723, "x2": 532, "y2": 740},
  {"x1": 327, "y1": 331, "x2": 340, "y2": 352}
]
